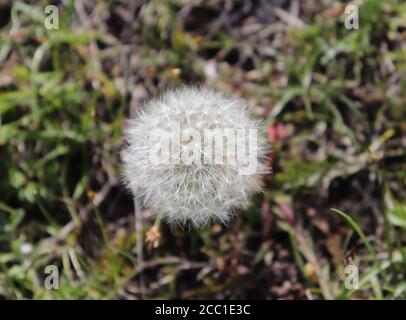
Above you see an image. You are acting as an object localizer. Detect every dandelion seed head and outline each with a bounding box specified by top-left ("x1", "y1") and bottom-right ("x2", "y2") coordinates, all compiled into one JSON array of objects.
[{"x1": 121, "y1": 86, "x2": 269, "y2": 229}]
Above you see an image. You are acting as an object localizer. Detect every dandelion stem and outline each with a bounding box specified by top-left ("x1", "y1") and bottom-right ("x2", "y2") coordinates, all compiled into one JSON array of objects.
[{"x1": 134, "y1": 196, "x2": 145, "y2": 298}]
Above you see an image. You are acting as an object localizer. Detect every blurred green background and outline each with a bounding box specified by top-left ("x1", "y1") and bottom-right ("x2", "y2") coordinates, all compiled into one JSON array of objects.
[{"x1": 0, "y1": 0, "x2": 405, "y2": 299}]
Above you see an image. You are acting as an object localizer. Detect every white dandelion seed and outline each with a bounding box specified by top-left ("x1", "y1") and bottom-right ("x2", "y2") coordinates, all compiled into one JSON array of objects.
[{"x1": 121, "y1": 86, "x2": 270, "y2": 229}]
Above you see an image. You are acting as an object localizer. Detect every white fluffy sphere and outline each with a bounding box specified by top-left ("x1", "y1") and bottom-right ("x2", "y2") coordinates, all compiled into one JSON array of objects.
[{"x1": 121, "y1": 87, "x2": 269, "y2": 228}]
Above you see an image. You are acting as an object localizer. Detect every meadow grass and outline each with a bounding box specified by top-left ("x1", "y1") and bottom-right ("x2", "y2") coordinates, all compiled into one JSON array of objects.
[{"x1": 0, "y1": 0, "x2": 405, "y2": 299}]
